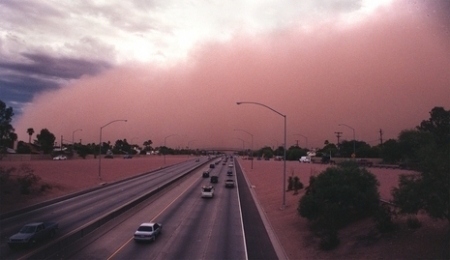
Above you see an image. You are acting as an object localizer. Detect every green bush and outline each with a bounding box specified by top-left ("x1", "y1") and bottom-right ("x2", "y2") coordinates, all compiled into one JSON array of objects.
[
  {"x1": 319, "y1": 230, "x2": 340, "y2": 250},
  {"x1": 15, "y1": 165, "x2": 41, "y2": 195},
  {"x1": 374, "y1": 204, "x2": 396, "y2": 233},
  {"x1": 298, "y1": 162, "x2": 380, "y2": 249},
  {"x1": 406, "y1": 215, "x2": 422, "y2": 229}
]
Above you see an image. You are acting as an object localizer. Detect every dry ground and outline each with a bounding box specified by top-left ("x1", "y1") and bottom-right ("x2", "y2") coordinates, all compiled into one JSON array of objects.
[{"x1": 1, "y1": 156, "x2": 448, "y2": 259}]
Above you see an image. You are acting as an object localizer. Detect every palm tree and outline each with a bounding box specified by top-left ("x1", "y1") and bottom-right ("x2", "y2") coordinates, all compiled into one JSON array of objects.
[{"x1": 27, "y1": 128, "x2": 34, "y2": 143}]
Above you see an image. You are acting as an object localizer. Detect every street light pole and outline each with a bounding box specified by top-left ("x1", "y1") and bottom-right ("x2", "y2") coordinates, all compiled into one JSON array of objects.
[
  {"x1": 72, "y1": 129, "x2": 82, "y2": 145},
  {"x1": 237, "y1": 101, "x2": 287, "y2": 209},
  {"x1": 234, "y1": 138, "x2": 245, "y2": 153},
  {"x1": 234, "y1": 128, "x2": 253, "y2": 169},
  {"x1": 99, "y1": 120, "x2": 127, "y2": 180},
  {"x1": 187, "y1": 139, "x2": 197, "y2": 156},
  {"x1": 294, "y1": 133, "x2": 308, "y2": 150},
  {"x1": 164, "y1": 134, "x2": 178, "y2": 164},
  {"x1": 339, "y1": 123, "x2": 356, "y2": 158}
]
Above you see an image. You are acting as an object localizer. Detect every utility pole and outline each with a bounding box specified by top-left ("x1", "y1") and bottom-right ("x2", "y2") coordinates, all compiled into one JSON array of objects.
[
  {"x1": 295, "y1": 140, "x2": 299, "y2": 147},
  {"x1": 334, "y1": 131, "x2": 342, "y2": 145},
  {"x1": 379, "y1": 129, "x2": 384, "y2": 145}
]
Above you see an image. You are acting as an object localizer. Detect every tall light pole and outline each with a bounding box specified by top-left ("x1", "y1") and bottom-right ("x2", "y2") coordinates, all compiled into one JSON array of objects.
[
  {"x1": 294, "y1": 133, "x2": 308, "y2": 150},
  {"x1": 164, "y1": 134, "x2": 178, "y2": 164},
  {"x1": 99, "y1": 120, "x2": 127, "y2": 180},
  {"x1": 187, "y1": 139, "x2": 197, "y2": 156},
  {"x1": 339, "y1": 123, "x2": 356, "y2": 158},
  {"x1": 237, "y1": 101, "x2": 287, "y2": 209},
  {"x1": 72, "y1": 129, "x2": 82, "y2": 145},
  {"x1": 234, "y1": 137, "x2": 245, "y2": 153},
  {"x1": 234, "y1": 128, "x2": 253, "y2": 169}
]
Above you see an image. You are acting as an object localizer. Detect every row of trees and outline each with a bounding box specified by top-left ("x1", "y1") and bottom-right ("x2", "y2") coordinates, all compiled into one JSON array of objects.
[{"x1": 297, "y1": 107, "x2": 449, "y2": 250}]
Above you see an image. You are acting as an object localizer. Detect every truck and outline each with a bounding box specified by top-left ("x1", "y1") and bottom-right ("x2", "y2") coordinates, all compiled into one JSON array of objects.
[{"x1": 8, "y1": 222, "x2": 59, "y2": 248}]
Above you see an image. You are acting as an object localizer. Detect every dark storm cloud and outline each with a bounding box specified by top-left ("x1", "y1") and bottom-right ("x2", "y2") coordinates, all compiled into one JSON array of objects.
[
  {"x1": 0, "y1": 53, "x2": 111, "y2": 114},
  {"x1": 1, "y1": 53, "x2": 111, "y2": 79}
]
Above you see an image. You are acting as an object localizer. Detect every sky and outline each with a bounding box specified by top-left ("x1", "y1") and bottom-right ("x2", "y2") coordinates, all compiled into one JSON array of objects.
[{"x1": 1, "y1": 0, "x2": 449, "y2": 150}]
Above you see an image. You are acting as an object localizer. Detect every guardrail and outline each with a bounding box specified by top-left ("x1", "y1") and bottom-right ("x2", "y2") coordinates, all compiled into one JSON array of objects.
[{"x1": 18, "y1": 159, "x2": 213, "y2": 259}]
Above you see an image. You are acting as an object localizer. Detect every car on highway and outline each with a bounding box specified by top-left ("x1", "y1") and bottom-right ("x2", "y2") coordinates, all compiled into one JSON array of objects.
[
  {"x1": 8, "y1": 222, "x2": 59, "y2": 248},
  {"x1": 52, "y1": 155, "x2": 67, "y2": 160},
  {"x1": 225, "y1": 179, "x2": 235, "y2": 188},
  {"x1": 209, "y1": 163, "x2": 215, "y2": 169},
  {"x1": 227, "y1": 169, "x2": 233, "y2": 176},
  {"x1": 134, "y1": 222, "x2": 162, "y2": 242},
  {"x1": 202, "y1": 171, "x2": 210, "y2": 178},
  {"x1": 123, "y1": 153, "x2": 133, "y2": 159},
  {"x1": 201, "y1": 185, "x2": 214, "y2": 198},
  {"x1": 210, "y1": 175, "x2": 218, "y2": 183}
]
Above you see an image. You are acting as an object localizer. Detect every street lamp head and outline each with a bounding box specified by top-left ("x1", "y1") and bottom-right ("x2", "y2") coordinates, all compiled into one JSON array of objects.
[{"x1": 236, "y1": 102, "x2": 241, "y2": 105}]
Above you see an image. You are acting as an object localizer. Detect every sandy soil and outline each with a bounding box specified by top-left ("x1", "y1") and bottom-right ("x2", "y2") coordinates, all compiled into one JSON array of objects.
[{"x1": 1, "y1": 156, "x2": 448, "y2": 259}]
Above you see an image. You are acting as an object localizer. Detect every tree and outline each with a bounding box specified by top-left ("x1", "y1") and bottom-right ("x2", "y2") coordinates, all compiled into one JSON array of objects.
[
  {"x1": 298, "y1": 162, "x2": 380, "y2": 247},
  {"x1": 35, "y1": 129, "x2": 56, "y2": 154},
  {"x1": 27, "y1": 128, "x2": 35, "y2": 143},
  {"x1": 143, "y1": 140, "x2": 153, "y2": 152},
  {"x1": 380, "y1": 139, "x2": 402, "y2": 164},
  {"x1": 0, "y1": 100, "x2": 15, "y2": 149},
  {"x1": 257, "y1": 146, "x2": 274, "y2": 159},
  {"x1": 392, "y1": 107, "x2": 450, "y2": 222}
]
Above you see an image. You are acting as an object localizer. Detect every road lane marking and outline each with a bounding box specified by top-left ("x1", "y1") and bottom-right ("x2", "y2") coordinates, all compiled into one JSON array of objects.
[{"x1": 106, "y1": 174, "x2": 201, "y2": 260}]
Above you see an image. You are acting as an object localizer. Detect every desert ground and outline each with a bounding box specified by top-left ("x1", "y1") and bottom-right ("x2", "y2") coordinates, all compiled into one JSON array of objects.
[{"x1": 1, "y1": 155, "x2": 448, "y2": 259}]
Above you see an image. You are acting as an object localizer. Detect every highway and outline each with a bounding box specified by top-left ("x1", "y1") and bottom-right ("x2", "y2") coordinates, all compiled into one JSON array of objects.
[
  {"x1": 0, "y1": 157, "x2": 206, "y2": 259},
  {"x1": 1, "y1": 156, "x2": 278, "y2": 260},
  {"x1": 66, "y1": 157, "x2": 247, "y2": 259}
]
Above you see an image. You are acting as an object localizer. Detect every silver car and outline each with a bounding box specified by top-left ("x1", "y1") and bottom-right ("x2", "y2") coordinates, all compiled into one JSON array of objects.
[{"x1": 134, "y1": 222, "x2": 162, "y2": 242}]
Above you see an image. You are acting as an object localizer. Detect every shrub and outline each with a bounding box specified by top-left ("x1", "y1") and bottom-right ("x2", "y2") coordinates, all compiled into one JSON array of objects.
[
  {"x1": 298, "y1": 162, "x2": 380, "y2": 249},
  {"x1": 15, "y1": 164, "x2": 41, "y2": 194},
  {"x1": 374, "y1": 204, "x2": 397, "y2": 233},
  {"x1": 40, "y1": 183, "x2": 53, "y2": 192},
  {"x1": 406, "y1": 215, "x2": 422, "y2": 229},
  {"x1": 319, "y1": 230, "x2": 340, "y2": 250}
]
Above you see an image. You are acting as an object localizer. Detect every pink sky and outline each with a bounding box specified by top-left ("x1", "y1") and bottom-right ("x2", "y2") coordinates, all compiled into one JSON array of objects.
[{"x1": 13, "y1": 1, "x2": 450, "y2": 150}]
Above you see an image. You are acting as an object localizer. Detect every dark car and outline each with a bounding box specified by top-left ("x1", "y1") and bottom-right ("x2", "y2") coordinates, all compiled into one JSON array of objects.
[
  {"x1": 209, "y1": 164, "x2": 215, "y2": 169},
  {"x1": 202, "y1": 171, "x2": 210, "y2": 178},
  {"x1": 225, "y1": 179, "x2": 235, "y2": 188},
  {"x1": 227, "y1": 169, "x2": 233, "y2": 176},
  {"x1": 210, "y1": 176, "x2": 218, "y2": 183},
  {"x1": 8, "y1": 222, "x2": 59, "y2": 248}
]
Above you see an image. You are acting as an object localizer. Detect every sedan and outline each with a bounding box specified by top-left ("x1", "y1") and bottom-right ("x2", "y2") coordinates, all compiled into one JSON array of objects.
[
  {"x1": 134, "y1": 222, "x2": 162, "y2": 242},
  {"x1": 52, "y1": 155, "x2": 67, "y2": 160}
]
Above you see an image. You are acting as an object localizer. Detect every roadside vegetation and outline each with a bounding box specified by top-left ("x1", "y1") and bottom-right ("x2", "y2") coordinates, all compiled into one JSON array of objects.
[
  {"x1": 296, "y1": 107, "x2": 449, "y2": 252},
  {"x1": 1, "y1": 100, "x2": 448, "y2": 253}
]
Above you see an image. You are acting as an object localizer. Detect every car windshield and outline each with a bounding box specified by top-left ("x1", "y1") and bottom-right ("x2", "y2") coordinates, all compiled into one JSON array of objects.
[
  {"x1": 20, "y1": 226, "x2": 37, "y2": 233},
  {"x1": 138, "y1": 226, "x2": 153, "y2": 232}
]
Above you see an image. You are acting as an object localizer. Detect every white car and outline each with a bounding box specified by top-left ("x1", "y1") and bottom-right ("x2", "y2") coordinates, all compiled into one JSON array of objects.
[
  {"x1": 53, "y1": 155, "x2": 67, "y2": 160},
  {"x1": 299, "y1": 156, "x2": 311, "y2": 163},
  {"x1": 201, "y1": 185, "x2": 214, "y2": 198},
  {"x1": 134, "y1": 222, "x2": 162, "y2": 242}
]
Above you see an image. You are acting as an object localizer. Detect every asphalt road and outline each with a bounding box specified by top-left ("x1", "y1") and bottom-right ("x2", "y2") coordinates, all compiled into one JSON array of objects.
[
  {"x1": 1, "y1": 156, "x2": 280, "y2": 260},
  {"x1": 65, "y1": 157, "x2": 247, "y2": 260},
  {"x1": 0, "y1": 157, "x2": 206, "y2": 260}
]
